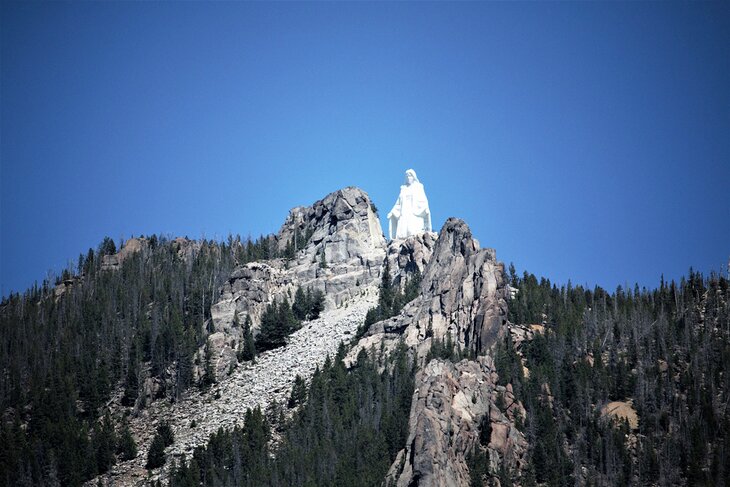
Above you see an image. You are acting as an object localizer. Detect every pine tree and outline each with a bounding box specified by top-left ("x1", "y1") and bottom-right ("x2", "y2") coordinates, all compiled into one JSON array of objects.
[
  {"x1": 255, "y1": 303, "x2": 287, "y2": 352},
  {"x1": 309, "y1": 289, "x2": 325, "y2": 319},
  {"x1": 99, "y1": 236, "x2": 117, "y2": 256},
  {"x1": 279, "y1": 298, "x2": 300, "y2": 334},
  {"x1": 116, "y1": 422, "x2": 138, "y2": 461},
  {"x1": 288, "y1": 375, "x2": 307, "y2": 408},
  {"x1": 292, "y1": 286, "x2": 308, "y2": 321},
  {"x1": 239, "y1": 314, "x2": 256, "y2": 362},
  {"x1": 94, "y1": 412, "x2": 117, "y2": 474},
  {"x1": 200, "y1": 339, "x2": 216, "y2": 389},
  {"x1": 146, "y1": 434, "x2": 166, "y2": 470}
]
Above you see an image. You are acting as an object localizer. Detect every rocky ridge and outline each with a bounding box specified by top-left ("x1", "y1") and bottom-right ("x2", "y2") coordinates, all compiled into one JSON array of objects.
[
  {"x1": 349, "y1": 217, "x2": 510, "y2": 361},
  {"x1": 350, "y1": 217, "x2": 527, "y2": 486}
]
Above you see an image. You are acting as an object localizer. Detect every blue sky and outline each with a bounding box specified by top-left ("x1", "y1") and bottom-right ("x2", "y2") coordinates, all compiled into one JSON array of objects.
[{"x1": 2, "y1": 2, "x2": 729, "y2": 297}]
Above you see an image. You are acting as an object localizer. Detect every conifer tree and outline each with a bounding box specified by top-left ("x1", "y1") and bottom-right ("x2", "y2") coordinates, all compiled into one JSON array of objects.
[
  {"x1": 146, "y1": 434, "x2": 166, "y2": 470},
  {"x1": 292, "y1": 286, "x2": 308, "y2": 321},
  {"x1": 199, "y1": 339, "x2": 216, "y2": 389},
  {"x1": 116, "y1": 422, "x2": 138, "y2": 461},
  {"x1": 288, "y1": 375, "x2": 307, "y2": 408},
  {"x1": 238, "y1": 314, "x2": 257, "y2": 362}
]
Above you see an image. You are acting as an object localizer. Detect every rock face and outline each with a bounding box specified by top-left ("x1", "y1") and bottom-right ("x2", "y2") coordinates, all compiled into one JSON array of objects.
[
  {"x1": 386, "y1": 231, "x2": 438, "y2": 288},
  {"x1": 350, "y1": 217, "x2": 509, "y2": 362},
  {"x1": 386, "y1": 357, "x2": 527, "y2": 487},
  {"x1": 277, "y1": 186, "x2": 385, "y2": 266},
  {"x1": 277, "y1": 186, "x2": 386, "y2": 306},
  {"x1": 350, "y1": 217, "x2": 524, "y2": 485},
  {"x1": 100, "y1": 237, "x2": 149, "y2": 271},
  {"x1": 206, "y1": 187, "x2": 387, "y2": 380}
]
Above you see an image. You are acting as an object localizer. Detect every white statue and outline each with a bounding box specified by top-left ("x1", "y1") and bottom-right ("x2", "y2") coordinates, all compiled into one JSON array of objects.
[{"x1": 387, "y1": 169, "x2": 432, "y2": 239}]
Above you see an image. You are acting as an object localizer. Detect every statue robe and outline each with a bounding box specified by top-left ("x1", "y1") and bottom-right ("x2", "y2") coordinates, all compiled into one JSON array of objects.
[{"x1": 389, "y1": 181, "x2": 431, "y2": 239}]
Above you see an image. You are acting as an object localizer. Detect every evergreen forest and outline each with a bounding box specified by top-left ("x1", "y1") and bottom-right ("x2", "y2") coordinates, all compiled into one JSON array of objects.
[
  {"x1": 0, "y1": 234, "x2": 281, "y2": 486},
  {"x1": 491, "y1": 267, "x2": 730, "y2": 486}
]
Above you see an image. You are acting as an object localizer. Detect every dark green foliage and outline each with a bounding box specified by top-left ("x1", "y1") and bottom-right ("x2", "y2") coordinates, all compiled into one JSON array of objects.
[
  {"x1": 147, "y1": 422, "x2": 175, "y2": 470},
  {"x1": 507, "y1": 269, "x2": 730, "y2": 486},
  {"x1": 287, "y1": 374, "x2": 307, "y2": 408},
  {"x1": 116, "y1": 422, "x2": 138, "y2": 461},
  {"x1": 256, "y1": 303, "x2": 286, "y2": 351},
  {"x1": 292, "y1": 286, "x2": 326, "y2": 321},
  {"x1": 122, "y1": 345, "x2": 140, "y2": 407},
  {"x1": 98, "y1": 236, "x2": 117, "y2": 256},
  {"x1": 426, "y1": 332, "x2": 457, "y2": 362},
  {"x1": 199, "y1": 338, "x2": 216, "y2": 389},
  {"x1": 92, "y1": 412, "x2": 117, "y2": 474},
  {"x1": 310, "y1": 289, "x2": 325, "y2": 320},
  {"x1": 494, "y1": 334, "x2": 523, "y2": 388},
  {"x1": 425, "y1": 327, "x2": 476, "y2": 363},
  {"x1": 172, "y1": 407, "x2": 270, "y2": 486},
  {"x1": 146, "y1": 433, "x2": 167, "y2": 470},
  {"x1": 467, "y1": 447, "x2": 488, "y2": 487},
  {"x1": 170, "y1": 343, "x2": 416, "y2": 486},
  {"x1": 255, "y1": 299, "x2": 300, "y2": 353},
  {"x1": 292, "y1": 286, "x2": 308, "y2": 320},
  {"x1": 238, "y1": 314, "x2": 257, "y2": 362},
  {"x1": 157, "y1": 422, "x2": 175, "y2": 447},
  {"x1": 357, "y1": 263, "x2": 422, "y2": 339},
  {"x1": 0, "y1": 233, "x2": 275, "y2": 486},
  {"x1": 284, "y1": 228, "x2": 314, "y2": 260},
  {"x1": 478, "y1": 415, "x2": 492, "y2": 448}
]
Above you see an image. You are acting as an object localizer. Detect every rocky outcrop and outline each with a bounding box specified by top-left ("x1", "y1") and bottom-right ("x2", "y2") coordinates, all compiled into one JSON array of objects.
[
  {"x1": 277, "y1": 186, "x2": 386, "y2": 304},
  {"x1": 91, "y1": 186, "x2": 522, "y2": 487},
  {"x1": 350, "y1": 217, "x2": 509, "y2": 362},
  {"x1": 386, "y1": 231, "x2": 438, "y2": 288},
  {"x1": 101, "y1": 237, "x2": 149, "y2": 271},
  {"x1": 206, "y1": 187, "x2": 387, "y2": 380},
  {"x1": 348, "y1": 217, "x2": 523, "y2": 485},
  {"x1": 387, "y1": 357, "x2": 527, "y2": 487}
]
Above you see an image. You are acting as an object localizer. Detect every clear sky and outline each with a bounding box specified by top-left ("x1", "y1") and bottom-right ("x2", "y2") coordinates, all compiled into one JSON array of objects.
[{"x1": 1, "y1": 2, "x2": 729, "y2": 297}]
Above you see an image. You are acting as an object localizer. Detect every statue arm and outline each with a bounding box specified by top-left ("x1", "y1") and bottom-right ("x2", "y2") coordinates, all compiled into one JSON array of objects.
[{"x1": 387, "y1": 194, "x2": 402, "y2": 219}]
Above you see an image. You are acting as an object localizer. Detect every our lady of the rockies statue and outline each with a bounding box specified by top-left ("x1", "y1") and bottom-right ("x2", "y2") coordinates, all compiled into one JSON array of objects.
[{"x1": 387, "y1": 169, "x2": 432, "y2": 240}]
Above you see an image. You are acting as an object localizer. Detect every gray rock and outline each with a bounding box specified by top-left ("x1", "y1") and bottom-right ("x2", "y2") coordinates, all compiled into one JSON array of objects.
[
  {"x1": 387, "y1": 231, "x2": 438, "y2": 288},
  {"x1": 350, "y1": 218, "x2": 522, "y2": 485},
  {"x1": 386, "y1": 357, "x2": 527, "y2": 487},
  {"x1": 92, "y1": 287, "x2": 380, "y2": 487},
  {"x1": 90, "y1": 187, "x2": 523, "y2": 487},
  {"x1": 349, "y1": 217, "x2": 509, "y2": 362},
  {"x1": 205, "y1": 187, "x2": 387, "y2": 381}
]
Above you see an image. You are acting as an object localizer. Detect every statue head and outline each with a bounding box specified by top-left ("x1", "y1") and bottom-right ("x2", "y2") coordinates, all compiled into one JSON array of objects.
[{"x1": 404, "y1": 169, "x2": 418, "y2": 186}]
